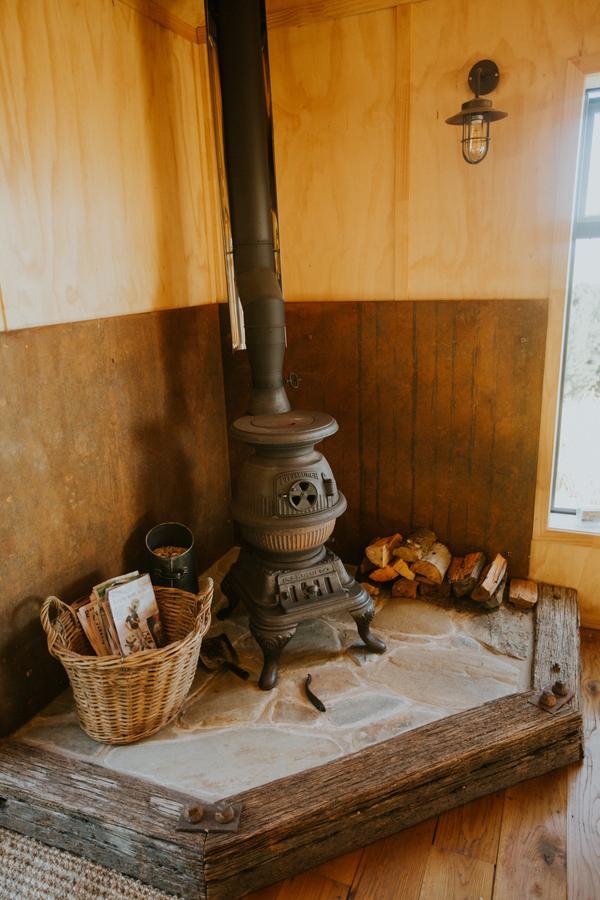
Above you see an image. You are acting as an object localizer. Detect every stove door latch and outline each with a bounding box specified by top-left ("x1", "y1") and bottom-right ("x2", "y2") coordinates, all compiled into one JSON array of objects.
[{"x1": 175, "y1": 799, "x2": 242, "y2": 833}]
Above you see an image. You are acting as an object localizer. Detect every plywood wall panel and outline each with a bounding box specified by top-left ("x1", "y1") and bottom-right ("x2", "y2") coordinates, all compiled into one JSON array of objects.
[
  {"x1": 265, "y1": 0, "x2": 423, "y2": 30},
  {"x1": 0, "y1": 0, "x2": 216, "y2": 330},
  {"x1": 0, "y1": 305, "x2": 232, "y2": 735},
  {"x1": 6, "y1": 0, "x2": 596, "y2": 319},
  {"x1": 264, "y1": 0, "x2": 600, "y2": 303},
  {"x1": 118, "y1": 0, "x2": 202, "y2": 42},
  {"x1": 530, "y1": 539, "x2": 600, "y2": 630},
  {"x1": 220, "y1": 299, "x2": 547, "y2": 573},
  {"x1": 269, "y1": 9, "x2": 396, "y2": 301},
  {"x1": 407, "y1": 0, "x2": 600, "y2": 301},
  {"x1": 118, "y1": 0, "x2": 426, "y2": 41}
]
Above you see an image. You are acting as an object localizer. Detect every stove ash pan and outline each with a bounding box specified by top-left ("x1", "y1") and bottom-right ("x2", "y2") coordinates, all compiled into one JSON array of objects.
[{"x1": 231, "y1": 411, "x2": 347, "y2": 555}]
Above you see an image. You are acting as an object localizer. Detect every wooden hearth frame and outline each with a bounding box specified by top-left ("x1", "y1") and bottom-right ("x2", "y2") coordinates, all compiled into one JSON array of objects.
[{"x1": 0, "y1": 584, "x2": 583, "y2": 899}]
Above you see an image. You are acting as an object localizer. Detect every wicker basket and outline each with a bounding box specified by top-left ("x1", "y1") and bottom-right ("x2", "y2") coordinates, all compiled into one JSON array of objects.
[{"x1": 40, "y1": 580, "x2": 213, "y2": 745}]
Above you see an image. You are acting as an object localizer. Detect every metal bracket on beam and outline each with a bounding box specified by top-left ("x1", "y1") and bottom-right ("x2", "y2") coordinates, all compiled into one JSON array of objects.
[
  {"x1": 175, "y1": 799, "x2": 242, "y2": 833},
  {"x1": 528, "y1": 688, "x2": 575, "y2": 714}
]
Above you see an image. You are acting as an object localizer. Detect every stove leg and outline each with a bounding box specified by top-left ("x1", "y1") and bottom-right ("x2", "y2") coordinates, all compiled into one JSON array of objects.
[
  {"x1": 352, "y1": 603, "x2": 386, "y2": 654},
  {"x1": 250, "y1": 625, "x2": 296, "y2": 691}
]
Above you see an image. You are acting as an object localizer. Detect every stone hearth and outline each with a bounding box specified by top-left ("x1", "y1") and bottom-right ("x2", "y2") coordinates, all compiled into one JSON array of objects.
[{"x1": 15, "y1": 549, "x2": 533, "y2": 802}]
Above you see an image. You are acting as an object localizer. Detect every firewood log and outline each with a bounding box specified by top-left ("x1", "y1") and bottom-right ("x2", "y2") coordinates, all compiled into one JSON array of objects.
[
  {"x1": 391, "y1": 579, "x2": 419, "y2": 599},
  {"x1": 471, "y1": 554, "x2": 508, "y2": 605},
  {"x1": 419, "y1": 581, "x2": 452, "y2": 600},
  {"x1": 508, "y1": 578, "x2": 538, "y2": 610},
  {"x1": 365, "y1": 533, "x2": 403, "y2": 568},
  {"x1": 479, "y1": 570, "x2": 508, "y2": 610},
  {"x1": 369, "y1": 565, "x2": 400, "y2": 583},
  {"x1": 392, "y1": 527, "x2": 436, "y2": 562},
  {"x1": 360, "y1": 582, "x2": 380, "y2": 598},
  {"x1": 447, "y1": 557, "x2": 463, "y2": 582},
  {"x1": 450, "y1": 551, "x2": 486, "y2": 598},
  {"x1": 411, "y1": 542, "x2": 451, "y2": 584},
  {"x1": 392, "y1": 558, "x2": 415, "y2": 580}
]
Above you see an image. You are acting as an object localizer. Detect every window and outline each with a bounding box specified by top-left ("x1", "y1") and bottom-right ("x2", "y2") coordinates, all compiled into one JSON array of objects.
[{"x1": 551, "y1": 82, "x2": 600, "y2": 532}]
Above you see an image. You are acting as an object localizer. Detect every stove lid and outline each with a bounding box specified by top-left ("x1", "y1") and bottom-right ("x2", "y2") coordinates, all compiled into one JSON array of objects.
[{"x1": 231, "y1": 411, "x2": 338, "y2": 446}]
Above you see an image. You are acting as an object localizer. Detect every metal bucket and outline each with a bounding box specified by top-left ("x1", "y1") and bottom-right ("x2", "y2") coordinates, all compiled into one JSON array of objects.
[{"x1": 145, "y1": 522, "x2": 198, "y2": 594}]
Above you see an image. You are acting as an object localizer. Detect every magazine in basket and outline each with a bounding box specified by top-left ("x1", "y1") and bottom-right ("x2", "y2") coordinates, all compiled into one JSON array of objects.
[{"x1": 107, "y1": 574, "x2": 166, "y2": 655}]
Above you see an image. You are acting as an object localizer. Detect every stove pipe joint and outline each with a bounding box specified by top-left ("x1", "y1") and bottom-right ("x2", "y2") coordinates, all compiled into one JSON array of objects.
[{"x1": 237, "y1": 268, "x2": 289, "y2": 417}]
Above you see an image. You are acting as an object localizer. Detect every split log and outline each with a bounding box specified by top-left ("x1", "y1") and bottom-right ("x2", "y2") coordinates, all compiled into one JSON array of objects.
[
  {"x1": 447, "y1": 556, "x2": 464, "y2": 582},
  {"x1": 392, "y1": 528, "x2": 436, "y2": 563},
  {"x1": 391, "y1": 579, "x2": 419, "y2": 599},
  {"x1": 369, "y1": 565, "x2": 400, "y2": 583},
  {"x1": 480, "y1": 570, "x2": 508, "y2": 610},
  {"x1": 419, "y1": 581, "x2": 452, "y2": 600},
  {"x1": 411, "y1": 542, "x2": 451, "y2": 584},
  {"x1": 365, "y1": 534, "x2": 403, "y2": 569},
  {"x1": 509, "y1": 578, "x2": 538, "y2": 610},
  {"x1": 360, "y1": 582, "x2": 380, "y2": 598},
  {"x1": 471, "y1": 554, "x2": 508, "y2": 606},
  {"x1": 392, "y1": 558, "x2": 415, "y2": 581},
  {"x1": 449, "y1": 552, "x2": 486, "y2": 598}
]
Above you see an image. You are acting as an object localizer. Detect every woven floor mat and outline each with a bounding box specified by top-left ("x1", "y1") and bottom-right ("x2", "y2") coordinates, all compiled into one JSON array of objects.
[{"x1": 0, "y1": 827, "x2": 173, "y2": 900}]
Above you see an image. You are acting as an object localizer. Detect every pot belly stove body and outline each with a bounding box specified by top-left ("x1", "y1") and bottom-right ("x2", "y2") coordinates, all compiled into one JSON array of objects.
[
  {"x1": 221, "y1": 411, "x2": 385, "y2": 689},
  {"x1": 208, "y1": 0, "x2": 385, "y2": 688}
]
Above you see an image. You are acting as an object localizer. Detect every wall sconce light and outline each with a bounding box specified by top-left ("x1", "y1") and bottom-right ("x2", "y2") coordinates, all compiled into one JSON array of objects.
[{"x1": 446, "y1": 59, "x2": 508, "y2": 164}]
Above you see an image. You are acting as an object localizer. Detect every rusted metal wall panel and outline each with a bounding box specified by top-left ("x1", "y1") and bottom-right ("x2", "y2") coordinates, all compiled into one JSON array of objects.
[
  {"x1": 0, "y1": 305, "x2": 232, "y2": 735},
  {"x1": 221, "y1": 299, "x2": 548, "y2": 577}
]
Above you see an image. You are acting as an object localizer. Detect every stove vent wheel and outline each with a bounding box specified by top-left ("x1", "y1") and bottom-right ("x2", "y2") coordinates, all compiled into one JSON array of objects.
[{"x1": 287, "y1": 479, "x2": 319, "y2": 512}]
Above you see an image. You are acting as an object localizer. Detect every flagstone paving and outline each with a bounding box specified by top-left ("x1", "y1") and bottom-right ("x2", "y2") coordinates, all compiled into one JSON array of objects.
[{"x1": 16, "y1": 548, "x2": 533, "y2": 801}]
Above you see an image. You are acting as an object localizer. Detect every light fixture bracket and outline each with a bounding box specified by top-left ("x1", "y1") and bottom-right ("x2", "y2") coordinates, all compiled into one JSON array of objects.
[
  {"x1": 445, "y1": 57, "x2": 507, "y2": 164},
  {"x1": 468, "y1": 59, "x2": 500, "y2": 97}
]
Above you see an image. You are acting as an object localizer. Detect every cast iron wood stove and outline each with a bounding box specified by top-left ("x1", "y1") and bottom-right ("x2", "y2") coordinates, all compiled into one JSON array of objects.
[{"x1": 207, "y1": 0, "x2": 385, "y2": 689}]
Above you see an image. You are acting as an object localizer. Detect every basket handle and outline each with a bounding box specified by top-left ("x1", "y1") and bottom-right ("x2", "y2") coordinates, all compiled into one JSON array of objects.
[
  {"x1": 41, "y1": 596, "x2": 80, "y2": 657},
  {"x1": 191, "y1": 577, "x2": 213, "y2": 633}
]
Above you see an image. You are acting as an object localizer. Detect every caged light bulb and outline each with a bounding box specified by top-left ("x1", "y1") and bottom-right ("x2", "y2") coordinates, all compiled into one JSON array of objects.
[{"x1": 462, "y1": 114, "x2": 490, "y2": 164}]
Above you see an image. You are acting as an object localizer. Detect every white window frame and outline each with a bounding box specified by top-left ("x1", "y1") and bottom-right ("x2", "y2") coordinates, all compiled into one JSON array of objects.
[
  {"x1": 533, "y1": 56, "x2": 600, "y2": 548},
  {"x1": 549, "y1": 73, "x2": 600, "y2": 534}
]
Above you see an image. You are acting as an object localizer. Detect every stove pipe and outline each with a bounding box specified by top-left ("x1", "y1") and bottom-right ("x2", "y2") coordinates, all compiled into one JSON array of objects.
[
  {"x1": 209, "y1": 0, "x2": 290, "y2": 417},
  {"x1": 206, "y1": 0, "x2": 386, "y2": 690}
]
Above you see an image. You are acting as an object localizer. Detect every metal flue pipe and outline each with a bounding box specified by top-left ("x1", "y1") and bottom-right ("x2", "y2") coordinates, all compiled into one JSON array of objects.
[{"x1": 211, "y1": 0, "x2": 290, "y2": 416}]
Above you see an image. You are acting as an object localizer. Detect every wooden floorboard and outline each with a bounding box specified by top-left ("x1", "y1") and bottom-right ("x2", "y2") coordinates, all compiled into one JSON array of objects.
[
  {"x1": 567, "y1": 628, "x2": 600, "y2": 900},
  {"x1": 245, "y1": 887, "x2": 281, "y2": 900},
  {"x1": 275, "y1": 873, "x2": 349, "y2": 899},
  {"x1": 351, "y1": 819, "x2": 436, "y2": 899},
  {"x1": 314, "y1": 849, "x2": 364, "y2": 887},
  {"x1": 493, "y1": 769, "x2": 568, "y2": 900},
  {"x1": 434, "y1": 792, "x2": 505, "y2": 864},
  {"x1": 419, "y1": 846, "x2": 495, "y2": 900},
  {"x1": 248, "y1": 630, "x2": 600, "y2": 900}
]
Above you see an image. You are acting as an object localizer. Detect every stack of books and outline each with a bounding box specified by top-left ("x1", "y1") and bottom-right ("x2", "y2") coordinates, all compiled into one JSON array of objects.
[{"x1": 74, "y1": 573, "x2": 166, "y2": 657}]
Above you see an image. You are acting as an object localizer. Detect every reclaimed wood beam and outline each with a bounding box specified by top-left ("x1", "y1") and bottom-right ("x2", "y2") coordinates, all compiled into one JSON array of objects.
[{"x1": 0, "y1": 585, "x2": 583, "y2": 899}]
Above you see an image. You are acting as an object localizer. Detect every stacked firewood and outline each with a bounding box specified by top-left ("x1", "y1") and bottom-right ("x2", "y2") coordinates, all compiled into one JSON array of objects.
[{"x1": 359, "y1": 528, "x2": 538, "y2": 612}]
